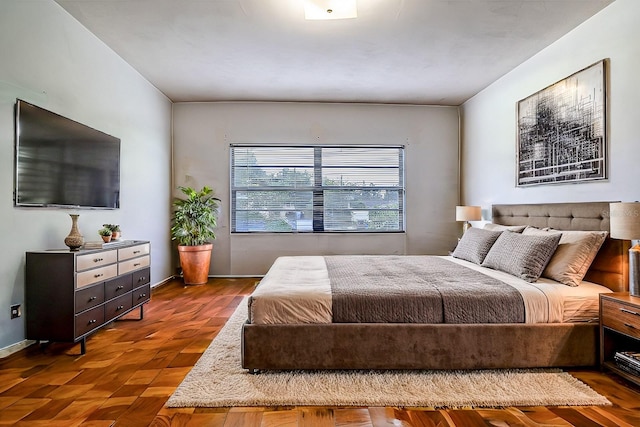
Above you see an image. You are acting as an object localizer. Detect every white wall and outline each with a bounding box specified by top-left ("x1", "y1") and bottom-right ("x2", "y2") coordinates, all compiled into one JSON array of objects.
[
  {"x1": 0, "y1": 1, "x2": 173, "y2": 352},
  {"x1": 461, "y1": 0, "x2": 639, "y2": 211},
  {"x1": 173, "y1": 102, "x2": 460, "y2": 275}
]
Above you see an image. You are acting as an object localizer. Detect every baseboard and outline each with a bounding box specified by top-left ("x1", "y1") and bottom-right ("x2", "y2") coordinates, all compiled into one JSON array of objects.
[
  {"x1": 170, "y1": 274, "x2": 264, "y2": 280},
  {"x1": 151, "y1": 276, "x2": 175, "y2": 289},
  {"x1": 209, "y1": 275, "x2": 265, "y2": 278},
  {"x1": 0, "y1": 339, "x2": 36, "y2": 359}
]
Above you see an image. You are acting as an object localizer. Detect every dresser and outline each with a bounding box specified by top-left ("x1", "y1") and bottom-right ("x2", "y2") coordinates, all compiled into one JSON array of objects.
[{"x1": 26, "y1": 240, "x2": 151, "y2": 354}]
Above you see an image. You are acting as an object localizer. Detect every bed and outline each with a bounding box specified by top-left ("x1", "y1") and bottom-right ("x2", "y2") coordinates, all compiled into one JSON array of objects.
[{"x1": 241, "y1": 202, "x2": 630, "y2": 371}]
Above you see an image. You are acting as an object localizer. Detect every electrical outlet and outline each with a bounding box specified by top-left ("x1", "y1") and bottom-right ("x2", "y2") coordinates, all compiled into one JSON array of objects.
[{"x1": 11, "y1": 304, "x2": 21, "y2": 319}]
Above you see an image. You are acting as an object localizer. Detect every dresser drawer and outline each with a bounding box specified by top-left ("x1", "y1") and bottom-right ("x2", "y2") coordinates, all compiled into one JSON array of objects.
[
  {"x1": 119, "y1": 255, "x2": 150, "y2": 275},
  {"x1": 105, "y1": 293, "x2": 133, "y2": 322},
  {"x1": 75, "y1": 284, "x2": 105, "y2": 313},
  {"x1": 75, "y1": 305, "x2": 104, "y2": 337},
  {"x1": 602, "y1": 298, "x2": 640, "y2": 340},
  {"x1": 105, "y1": 275, "x2": 133, "y2": 300},
  {"x1": 77, "y1": 264, "x2": 118, "y2": 288},
  {"x1": 118, "y1": 243, "x2": 150, "y2": 261},
  {"x1": 76, "y1": 250, "x2": 117, "y2": 272},
  {"x1": 132, "y1": 283, "x2": 151, "y2": 306},
  {"x1": 132, "y1": 267, "x2": 150, "y2": 288}
]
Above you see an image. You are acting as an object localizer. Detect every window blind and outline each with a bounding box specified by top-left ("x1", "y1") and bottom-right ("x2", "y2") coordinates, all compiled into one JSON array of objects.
[{"x1": 230, "y1": 144, "x2": 404, "y2": 233}]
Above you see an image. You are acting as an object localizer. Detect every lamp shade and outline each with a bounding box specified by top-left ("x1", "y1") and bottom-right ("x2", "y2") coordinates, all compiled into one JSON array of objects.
[
  {"x1": 609, "y1": 202, "x2": 640, "y2": 240},
  {"x1": 456, "y1": 206, "x2": 482, "y2": 222}
]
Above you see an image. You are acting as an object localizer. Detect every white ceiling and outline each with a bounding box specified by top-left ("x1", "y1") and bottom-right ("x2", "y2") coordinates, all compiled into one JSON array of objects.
[{"x1": 54, "y1": 0, "x2": 614, "y2": 105}]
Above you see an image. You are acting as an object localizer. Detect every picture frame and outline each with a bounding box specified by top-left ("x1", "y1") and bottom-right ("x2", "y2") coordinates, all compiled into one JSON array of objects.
[{"x1": 516, "y1": 59, "x2": 607, "y2": 186}]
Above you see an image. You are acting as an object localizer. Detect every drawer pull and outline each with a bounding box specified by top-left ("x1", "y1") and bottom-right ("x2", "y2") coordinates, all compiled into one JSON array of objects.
[
  {"x1": 117, "y1": 305, "x2": 124, "y2": 311},
  {"x1": 134, "y1": 263, "x2": 141, "y2": 267},
  {"x1": 94, "y1": 273, "x2": 104, "y2": 278},
  {"x1": 139, "y1": 293, "x2": 147, "y2": 298},
  {"x1": 89, "y1": 296, "x2": 97, "y2": 301},
  {"x1": 116, "y1": 285, "x2": 124, "y2": 290},
  {"x1": 623, "y1": 323, "x2": 637, "y2": 330},
  {"x1": 620, "y1": 308, "x2": 640, "y2": 316},
  {"x1": 93, "y1": 257, "x2": 103, "y2": 263},
  {"x1": 138, "y1": 277, "x2": 146, "y2": 282},
  {"x1": 88, "y1": 319, "x2": 97, "y2": 325}
]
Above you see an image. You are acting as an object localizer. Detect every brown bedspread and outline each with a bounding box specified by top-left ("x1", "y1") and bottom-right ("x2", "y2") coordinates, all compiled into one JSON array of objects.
[{"x1": 325, "y1": 256, "x2": 525, "y2": 324}]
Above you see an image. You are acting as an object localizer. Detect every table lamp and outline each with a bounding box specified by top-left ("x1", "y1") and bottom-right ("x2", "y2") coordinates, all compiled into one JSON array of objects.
[
  {"x1": 456, "y1": 205, "x2": 482, "y2": 234},
  {"x1": 609, "y1": 202, "x2": 640, "y2": 296}
]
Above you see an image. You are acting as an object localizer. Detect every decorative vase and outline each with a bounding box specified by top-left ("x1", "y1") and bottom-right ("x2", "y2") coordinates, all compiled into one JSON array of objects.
[
  {"x1": 111, "y1": 231, "x2": 121, "y2": 240},
  {"x1": 64, "y1": 214, "x2": 84, "y2": 251}
]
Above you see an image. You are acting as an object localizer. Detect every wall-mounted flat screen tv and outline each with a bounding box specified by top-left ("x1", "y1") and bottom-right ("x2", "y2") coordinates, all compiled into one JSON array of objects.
[{"x1": 14, "y1": 99, "x2": 120, "y2": 209}]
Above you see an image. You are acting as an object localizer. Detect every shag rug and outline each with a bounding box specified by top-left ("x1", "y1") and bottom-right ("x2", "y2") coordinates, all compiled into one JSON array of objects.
[{"x1": 166, "y1": 299, "x2": 610, "y2": 408}]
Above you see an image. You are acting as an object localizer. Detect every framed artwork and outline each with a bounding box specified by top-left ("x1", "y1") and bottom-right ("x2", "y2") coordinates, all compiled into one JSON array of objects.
[{"x1": 516, "y1": 60, "x2": 606, "y2": 186}]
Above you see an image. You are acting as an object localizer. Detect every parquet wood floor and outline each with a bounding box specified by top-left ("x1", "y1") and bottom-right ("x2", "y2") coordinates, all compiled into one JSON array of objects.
[{"x1": 1, "y1": 278, "x2": 639, "y2": 426}]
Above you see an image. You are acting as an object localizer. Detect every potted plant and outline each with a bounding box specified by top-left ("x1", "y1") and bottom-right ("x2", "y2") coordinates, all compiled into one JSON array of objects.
[
  {"x1": 103, "y1": 224, "x2": 121, "y2": 240},
  {"x1": 98, "y1": 227, "x2": 112, "y2": 243},
  {"x1": 171, "y1": 186, "x2": 221, "y2": 285}
]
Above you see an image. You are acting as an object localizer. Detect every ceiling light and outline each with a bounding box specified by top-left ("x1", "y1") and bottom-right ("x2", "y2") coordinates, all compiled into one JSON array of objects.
[{"x1": 304, "y1": 0, "x2": 357, "y2": 20}]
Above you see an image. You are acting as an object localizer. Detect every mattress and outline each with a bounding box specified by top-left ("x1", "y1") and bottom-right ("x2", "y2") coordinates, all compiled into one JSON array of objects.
[{"x1": 248, "y1": 255, "x2": 611, "y2": 325}]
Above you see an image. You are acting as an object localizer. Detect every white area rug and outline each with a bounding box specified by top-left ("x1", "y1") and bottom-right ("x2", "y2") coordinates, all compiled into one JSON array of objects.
[{"x1": 166, "y1": 299, "x2": 611, "y2": 408}]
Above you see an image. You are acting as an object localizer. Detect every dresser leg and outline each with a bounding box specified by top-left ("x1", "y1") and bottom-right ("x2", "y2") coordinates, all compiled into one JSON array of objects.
[
  {"x1": 80, "y1": 337, "x2": 86, "y2": 355},
  {"x1": 139, "y1": 305, "x2": 144, "y2": 320},
  {"x1": 38, "y1": 340, "x2": 50, "y2": 352}
]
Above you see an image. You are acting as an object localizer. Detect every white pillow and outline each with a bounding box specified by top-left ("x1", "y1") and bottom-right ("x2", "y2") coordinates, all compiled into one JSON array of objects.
[{"x1": 483, "y1": 223, "x2": 527, "y2": 233}]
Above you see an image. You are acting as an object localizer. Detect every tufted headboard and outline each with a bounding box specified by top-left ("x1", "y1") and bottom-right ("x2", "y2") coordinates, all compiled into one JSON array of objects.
[{"x1": 492, "y1": 202, "x2": 629, "y2": 292}]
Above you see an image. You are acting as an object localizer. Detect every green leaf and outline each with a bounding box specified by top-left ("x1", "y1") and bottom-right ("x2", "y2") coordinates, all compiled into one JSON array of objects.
[{"x1": 170, "y1": 186, "x2": 221, "y2": 246}]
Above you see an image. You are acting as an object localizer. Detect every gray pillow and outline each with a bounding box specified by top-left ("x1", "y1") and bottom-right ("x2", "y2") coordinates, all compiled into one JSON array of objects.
[
  {"x1": 481, "y1": 231, "x2": 562, "y2": 282},
  {"x1": 451, "y1": 228, "x2": 502, "y2": 264}
]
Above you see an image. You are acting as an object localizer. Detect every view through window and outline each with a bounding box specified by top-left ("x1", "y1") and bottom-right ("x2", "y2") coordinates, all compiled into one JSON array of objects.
[{"x1": 230, "y1": 144, "x2": 405, "y2": 233}]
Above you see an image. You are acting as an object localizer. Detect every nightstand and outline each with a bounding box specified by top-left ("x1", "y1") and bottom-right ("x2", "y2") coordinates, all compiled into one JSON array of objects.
[{"x1": 600, "y1": 292, "x2": 640, "y2": 387}]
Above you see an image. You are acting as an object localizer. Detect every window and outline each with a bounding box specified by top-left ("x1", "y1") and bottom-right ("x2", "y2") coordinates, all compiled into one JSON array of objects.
[{"x1": 231, "y1": 144, "x2": 404, "y2": 233}]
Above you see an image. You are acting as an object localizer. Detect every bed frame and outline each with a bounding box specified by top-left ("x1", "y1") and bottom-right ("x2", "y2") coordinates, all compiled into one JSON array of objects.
[{"x1": 241, "y1": 202, "x2": 629, "y2": 371}]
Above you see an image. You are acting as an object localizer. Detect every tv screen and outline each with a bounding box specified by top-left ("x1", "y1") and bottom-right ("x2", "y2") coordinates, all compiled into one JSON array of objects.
[{"x1": 14, "y1": 99, "x2": 120, "y2": 209}]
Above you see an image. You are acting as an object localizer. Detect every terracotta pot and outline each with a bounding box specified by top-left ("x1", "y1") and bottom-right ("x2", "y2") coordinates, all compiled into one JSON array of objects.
[
  {"x1": 177, "y1": 243, "x2": 213, "y2": 285},
  {"x1": 101, "y1": 235, "x2": 111, "y2": 243}
]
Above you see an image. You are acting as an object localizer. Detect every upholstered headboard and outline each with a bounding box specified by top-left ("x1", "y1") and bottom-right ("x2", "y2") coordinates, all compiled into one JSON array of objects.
[{"x1": 492, "y1": 202, "x2": 629, "y2": 292}]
